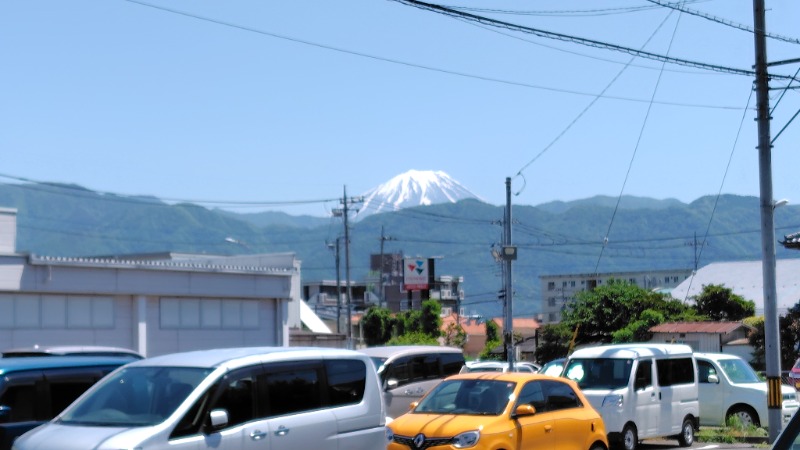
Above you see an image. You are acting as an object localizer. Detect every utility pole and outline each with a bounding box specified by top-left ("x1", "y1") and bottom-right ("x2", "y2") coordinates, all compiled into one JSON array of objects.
[
  {"x1": 333, "y1": 186, "x2": 363, "y2": 349},
  {"x1": 502, "y1": 177, "x2": 517, "y2": 370},
  {"x1": 327, "y1": 237, "x2": 342, "y2": 334},
  {"x1": 378, "y1": 226, "x2": 397, "y2": 308},
  {"x1": 752, "y1": 0, "x2": 781, "y2": 442}
]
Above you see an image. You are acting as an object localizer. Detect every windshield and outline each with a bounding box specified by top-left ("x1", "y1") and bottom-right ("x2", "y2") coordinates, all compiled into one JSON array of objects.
[
  {"x1": 718, "y1": 358, "x2": 761, "y2": 383},
  {"x1": 564, "y1": 358, "x2": 632, "y2": 390},
  {"x1": 59, "y1": 366, "x2": 212, "y2": 427},
  {"x1": 413, "y1": 379, "x2": 515, "y2": 415}
]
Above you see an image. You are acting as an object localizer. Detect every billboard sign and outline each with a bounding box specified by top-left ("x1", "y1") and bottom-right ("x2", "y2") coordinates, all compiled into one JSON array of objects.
[{"x1": 403, "y1": 258, "x2": 429, "y2": 290}]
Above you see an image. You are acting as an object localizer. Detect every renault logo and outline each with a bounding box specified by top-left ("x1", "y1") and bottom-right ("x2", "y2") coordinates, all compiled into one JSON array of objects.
[{"x1": 413, "y1": 433, "x2": 426, "y2": 448}]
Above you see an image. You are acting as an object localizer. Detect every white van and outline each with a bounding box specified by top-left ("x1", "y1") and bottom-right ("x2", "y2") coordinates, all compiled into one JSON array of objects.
[
  {"x1": 13, "y1": 347, "x2": 387, "y2": 450},
  {"x1": 358, "y1": 345, "x2": 464, "y2": 419},
  {"x1": 563, "y1": 343, "x2": 699, "y2": 450}
]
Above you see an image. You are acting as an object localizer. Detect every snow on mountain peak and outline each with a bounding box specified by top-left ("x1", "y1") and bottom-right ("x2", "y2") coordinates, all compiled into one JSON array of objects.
[{"x1": 356, "y1": 170, "x2": 481, "y2": 218}]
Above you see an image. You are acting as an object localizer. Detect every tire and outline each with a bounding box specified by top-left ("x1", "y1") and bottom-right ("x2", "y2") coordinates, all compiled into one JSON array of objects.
[
  {"x1": 619, "y1": 424, "x2": 638, "y2": 450},
  {"x1": 677, "y1": 418, "x2": 695, "y2": 447},
  {"x1": 728, "y1": 406, "x2": 760, "y2": 428},
  {"x1": 590, "y1": 443, "x2": 607, "y2": 450}
]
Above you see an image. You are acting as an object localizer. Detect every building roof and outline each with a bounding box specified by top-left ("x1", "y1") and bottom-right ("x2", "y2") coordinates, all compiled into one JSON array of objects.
[
  {"x1": 649, "y1": 321, "x2": 753, "y2": 334},
  {"x1": 669, "y1": 259, "x2": 800, "y2": 315}
]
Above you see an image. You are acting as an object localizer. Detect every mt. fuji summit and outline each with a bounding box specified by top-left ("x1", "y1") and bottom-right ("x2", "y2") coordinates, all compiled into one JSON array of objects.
[{"x1": 357, "y1": 170, "x2": 481, "y2": 218}]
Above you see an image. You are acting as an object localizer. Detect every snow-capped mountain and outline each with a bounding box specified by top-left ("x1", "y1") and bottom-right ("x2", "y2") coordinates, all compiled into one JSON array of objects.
[{"x1": 356, "y1": 170, "x2": 481, "y2": 218}]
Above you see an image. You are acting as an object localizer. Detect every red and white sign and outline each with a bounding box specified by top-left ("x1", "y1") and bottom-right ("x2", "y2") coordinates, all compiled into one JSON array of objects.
[{"x1": 403, "y1": 258, "x2": 429, "y2": 290}]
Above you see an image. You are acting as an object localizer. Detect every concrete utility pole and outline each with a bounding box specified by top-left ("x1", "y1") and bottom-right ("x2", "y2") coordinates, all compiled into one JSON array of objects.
[
  {"x1": 502, "y1": 177, "x2": 517, "y2": 370},
  {"x1": 752, "y1": 0, "x2": 782, "y2": 442},
  {"x1": 378, "y1": 226, "x2": 394, "y2": 308},
  {"x1": 327, "y1": 237, "x2": 342, "y2": 334},
  {"x1": 333, "y1": 186, "x2": 363, "y2": 349}
]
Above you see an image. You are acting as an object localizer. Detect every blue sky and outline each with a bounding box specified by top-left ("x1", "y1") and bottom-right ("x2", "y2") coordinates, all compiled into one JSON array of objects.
[{"x1": 2, "y1": 0, "x2": 799, "y2": 217}]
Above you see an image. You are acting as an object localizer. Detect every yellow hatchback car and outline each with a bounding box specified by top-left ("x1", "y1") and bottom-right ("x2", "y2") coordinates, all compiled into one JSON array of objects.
[{"x1": 386, "y1": 372, "x2": 608, "y2": 450}]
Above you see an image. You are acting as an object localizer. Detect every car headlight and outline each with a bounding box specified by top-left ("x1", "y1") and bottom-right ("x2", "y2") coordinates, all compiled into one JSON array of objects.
[
  {"x1": 453, "y1": 430, "x2": 480, "y2": 448},
  {"x1": 602, "y1": 394, "x2": 623, "y2": 408}
]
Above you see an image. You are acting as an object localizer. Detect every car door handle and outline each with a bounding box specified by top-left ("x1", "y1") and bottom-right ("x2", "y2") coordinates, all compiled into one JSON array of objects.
[
  {"x1": 274, "y1": 425, "x2": 290, "y2": 437},
  {"x1": 250, "y1": 430, "x2": 267, "y2": 441}
]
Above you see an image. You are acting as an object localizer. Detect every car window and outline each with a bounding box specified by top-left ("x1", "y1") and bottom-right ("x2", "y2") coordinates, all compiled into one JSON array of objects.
[
  {"x1": 260, "y1": 365, "x2": 322, "y2": 417},
  {"x1": 2, "y1": 384, "x2": 38, "y2": 422},
  {"x1": 325, "y1": 359, "x2": 366, "y2": 407},
  {"x1": 213, "y1": 370, "x2": 256, "y2": 428},
  {"x1": 542, "y1": 380, "x2": 580, "y2": 411},
  {"x1": 656, "y1": 358, "x2": 695, "y2": 386},
  {"x1": 696, "y1": 360, "x2": 716, "y2": 383},
  {"x1": 441, "y1": 353, "x2": 464, "y2": 376}
]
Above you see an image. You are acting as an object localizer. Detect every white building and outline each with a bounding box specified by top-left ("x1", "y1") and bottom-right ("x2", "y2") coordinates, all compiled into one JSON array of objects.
[
  {"x1": 0, "y1": 207, "x2": 308, "y2": 357},
  {"x1": 539, "y1": 268, "x2": 692, "y2": 324},
  {"x1": 670, "y1": 259, "x2": 800, "y2": 316}
]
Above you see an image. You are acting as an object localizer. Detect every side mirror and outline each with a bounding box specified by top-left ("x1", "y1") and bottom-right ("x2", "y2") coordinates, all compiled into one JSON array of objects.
[
  {"x1": 513, "y1": 404, "x2": 536, "y2": 418},
  {"x1": 707, "y1": 374, "x2": 720, "y2": 384},
  {"x1": 387, "y1": 379, "x2": 399, "y2": 390},
  {"x1": 409, "y1": 401, "x2": 419, "y2": 411},
  {"x1": 0, "y1": 405, "x2": 9, "y2": 424},
  {"x1": 208, "y1": 409, "x2": 229, "y2": 430}
]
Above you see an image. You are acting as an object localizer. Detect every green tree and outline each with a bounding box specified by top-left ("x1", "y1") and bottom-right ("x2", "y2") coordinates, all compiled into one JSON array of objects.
[
  {"x1": 561, "y1": 279, "x2": 694, "y2": 345},
  {"x1": 420, "y1": 299, "x2": 443, "y2": 338},
  {"x1": 534, "y1": 323, "x2": 572, "y2": 363},
  {"x1": 480, "y1": 319, "x2": 501, "y2": 360},
  {"x1": 443, "y1": 322, "x2": 466, "y2": 348},
  {"x1": 748, "y1": 301, "x2": 800, "y2": 371},
  {"x1": 361, "y1": 306, "x2": 394, "y2": 346},
  {"x1": 693, "y1": 284, "x2": 755, "y2": 321},
  {"x1": 387, "y1": 331, "x2": 440, "y2": 346}
]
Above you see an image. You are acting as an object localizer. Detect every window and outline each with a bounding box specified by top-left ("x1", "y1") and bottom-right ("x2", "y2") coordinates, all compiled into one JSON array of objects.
[
  {"x1": 696, "y1": 360, "x2": 716, "y2": 384},
  {"x1": 656, "y1": 358, "x2": 695, "y2": 386},
  {"x1": 214, "y1": 371, "x2": 256, "y2": 427},
  {"x1": 547, "y1": 298, "x2": 556, "y2": 307},
  {"x1": 261, "y1": 366, "x2": 321, "y2": 417},
  {"x1": 325, "y1": 359, "x2": 366, "y2": 407},
  {"x1": 570, "y1": 281, "x2": 576, "y2": 287},
  {"x1": 1, "y1": 384, "x2": 38, "y2": 422},
  {"x1": 635, "y1": 360, "x2": 652, "y2": 390},
  {"x1": 562, "y1": 281, "x2": 567, "y2": 287},
  {"x1": 542, "y1": 380, "x2": 580, "y2": 411},
  {"x1": 441, "y1": 353, "x2": 465, "y2": 376},
  {"x1": 547, "y1": 282, "x2": 555, "y2": 291}
]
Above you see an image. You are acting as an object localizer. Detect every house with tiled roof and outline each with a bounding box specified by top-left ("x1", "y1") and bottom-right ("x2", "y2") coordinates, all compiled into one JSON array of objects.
[{"x1": 649, "y1": 321, "x2": 755, "y2": 360}]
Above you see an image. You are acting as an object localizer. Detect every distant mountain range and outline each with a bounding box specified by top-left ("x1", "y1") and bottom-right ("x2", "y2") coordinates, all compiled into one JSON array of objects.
[{"x1": 2, "y1": 172, "x2": 800, "y2": 320}]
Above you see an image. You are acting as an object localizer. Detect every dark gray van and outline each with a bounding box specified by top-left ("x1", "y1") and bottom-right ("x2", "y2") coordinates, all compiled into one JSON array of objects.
[
  {"x1": 0, "y1": 355, "x2": 135, "y2": 450},
  {"x1": 358, "y1": 345, "x2": 465, "y2": 419}
]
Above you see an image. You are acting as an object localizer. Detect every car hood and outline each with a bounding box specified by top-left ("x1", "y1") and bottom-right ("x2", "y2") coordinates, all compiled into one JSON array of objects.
[
  {"x1": 390, "y1": 412, "x2": 505, "y2": 437},
  {"x1": 14, "y1": 423, "x2": 157, "y2": 450}
]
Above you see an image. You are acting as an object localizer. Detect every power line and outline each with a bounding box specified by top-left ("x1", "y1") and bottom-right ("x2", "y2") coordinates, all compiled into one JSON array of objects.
[
  {"x1": 391, "y1": 0, "x2": 798, "y2": 81},
  {"x1": 646, "y1": 0, "x2": 800, "y2": 45},
  {"x1": 122, "y1": 0, "x2": 747, "y2": 111}
]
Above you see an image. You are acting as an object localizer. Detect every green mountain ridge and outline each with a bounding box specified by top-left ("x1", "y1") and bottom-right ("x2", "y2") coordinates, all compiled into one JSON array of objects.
[{"x1": 3, "y1": 182, "x2": 800, "y2": 320}]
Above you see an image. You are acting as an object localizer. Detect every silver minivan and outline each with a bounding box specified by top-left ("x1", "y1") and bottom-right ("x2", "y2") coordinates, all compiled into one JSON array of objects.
[
  {"x1": 12, "y1": 347, "x2": 386, "y2": 450},
  {"x1": 358, "y1": 345, "x2": 464, "y2": 419}
]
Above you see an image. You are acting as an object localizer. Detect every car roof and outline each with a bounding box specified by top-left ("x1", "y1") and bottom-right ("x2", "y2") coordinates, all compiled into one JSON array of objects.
[
  {"x1": 2, "y1": 345, "x2": 143, "y2": 359},
  {"x1": 693, "y1": 352, "x2": 741, "y2": 361},
  {"x1": 447, "y1": 371, "x2": 567, "y2": 383},
  {"x1": 0, "y1": 355, "x2": 137, "y2": 375},
  {"x1": 125, "y1": 346, "x2": 369, "y2": 369},
  {"x1": 357, "y1": 345, "x2": 463, "y2": 358},
  {"x1": 569, "y1": 343, "x2": 694, "y2": 359}
]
